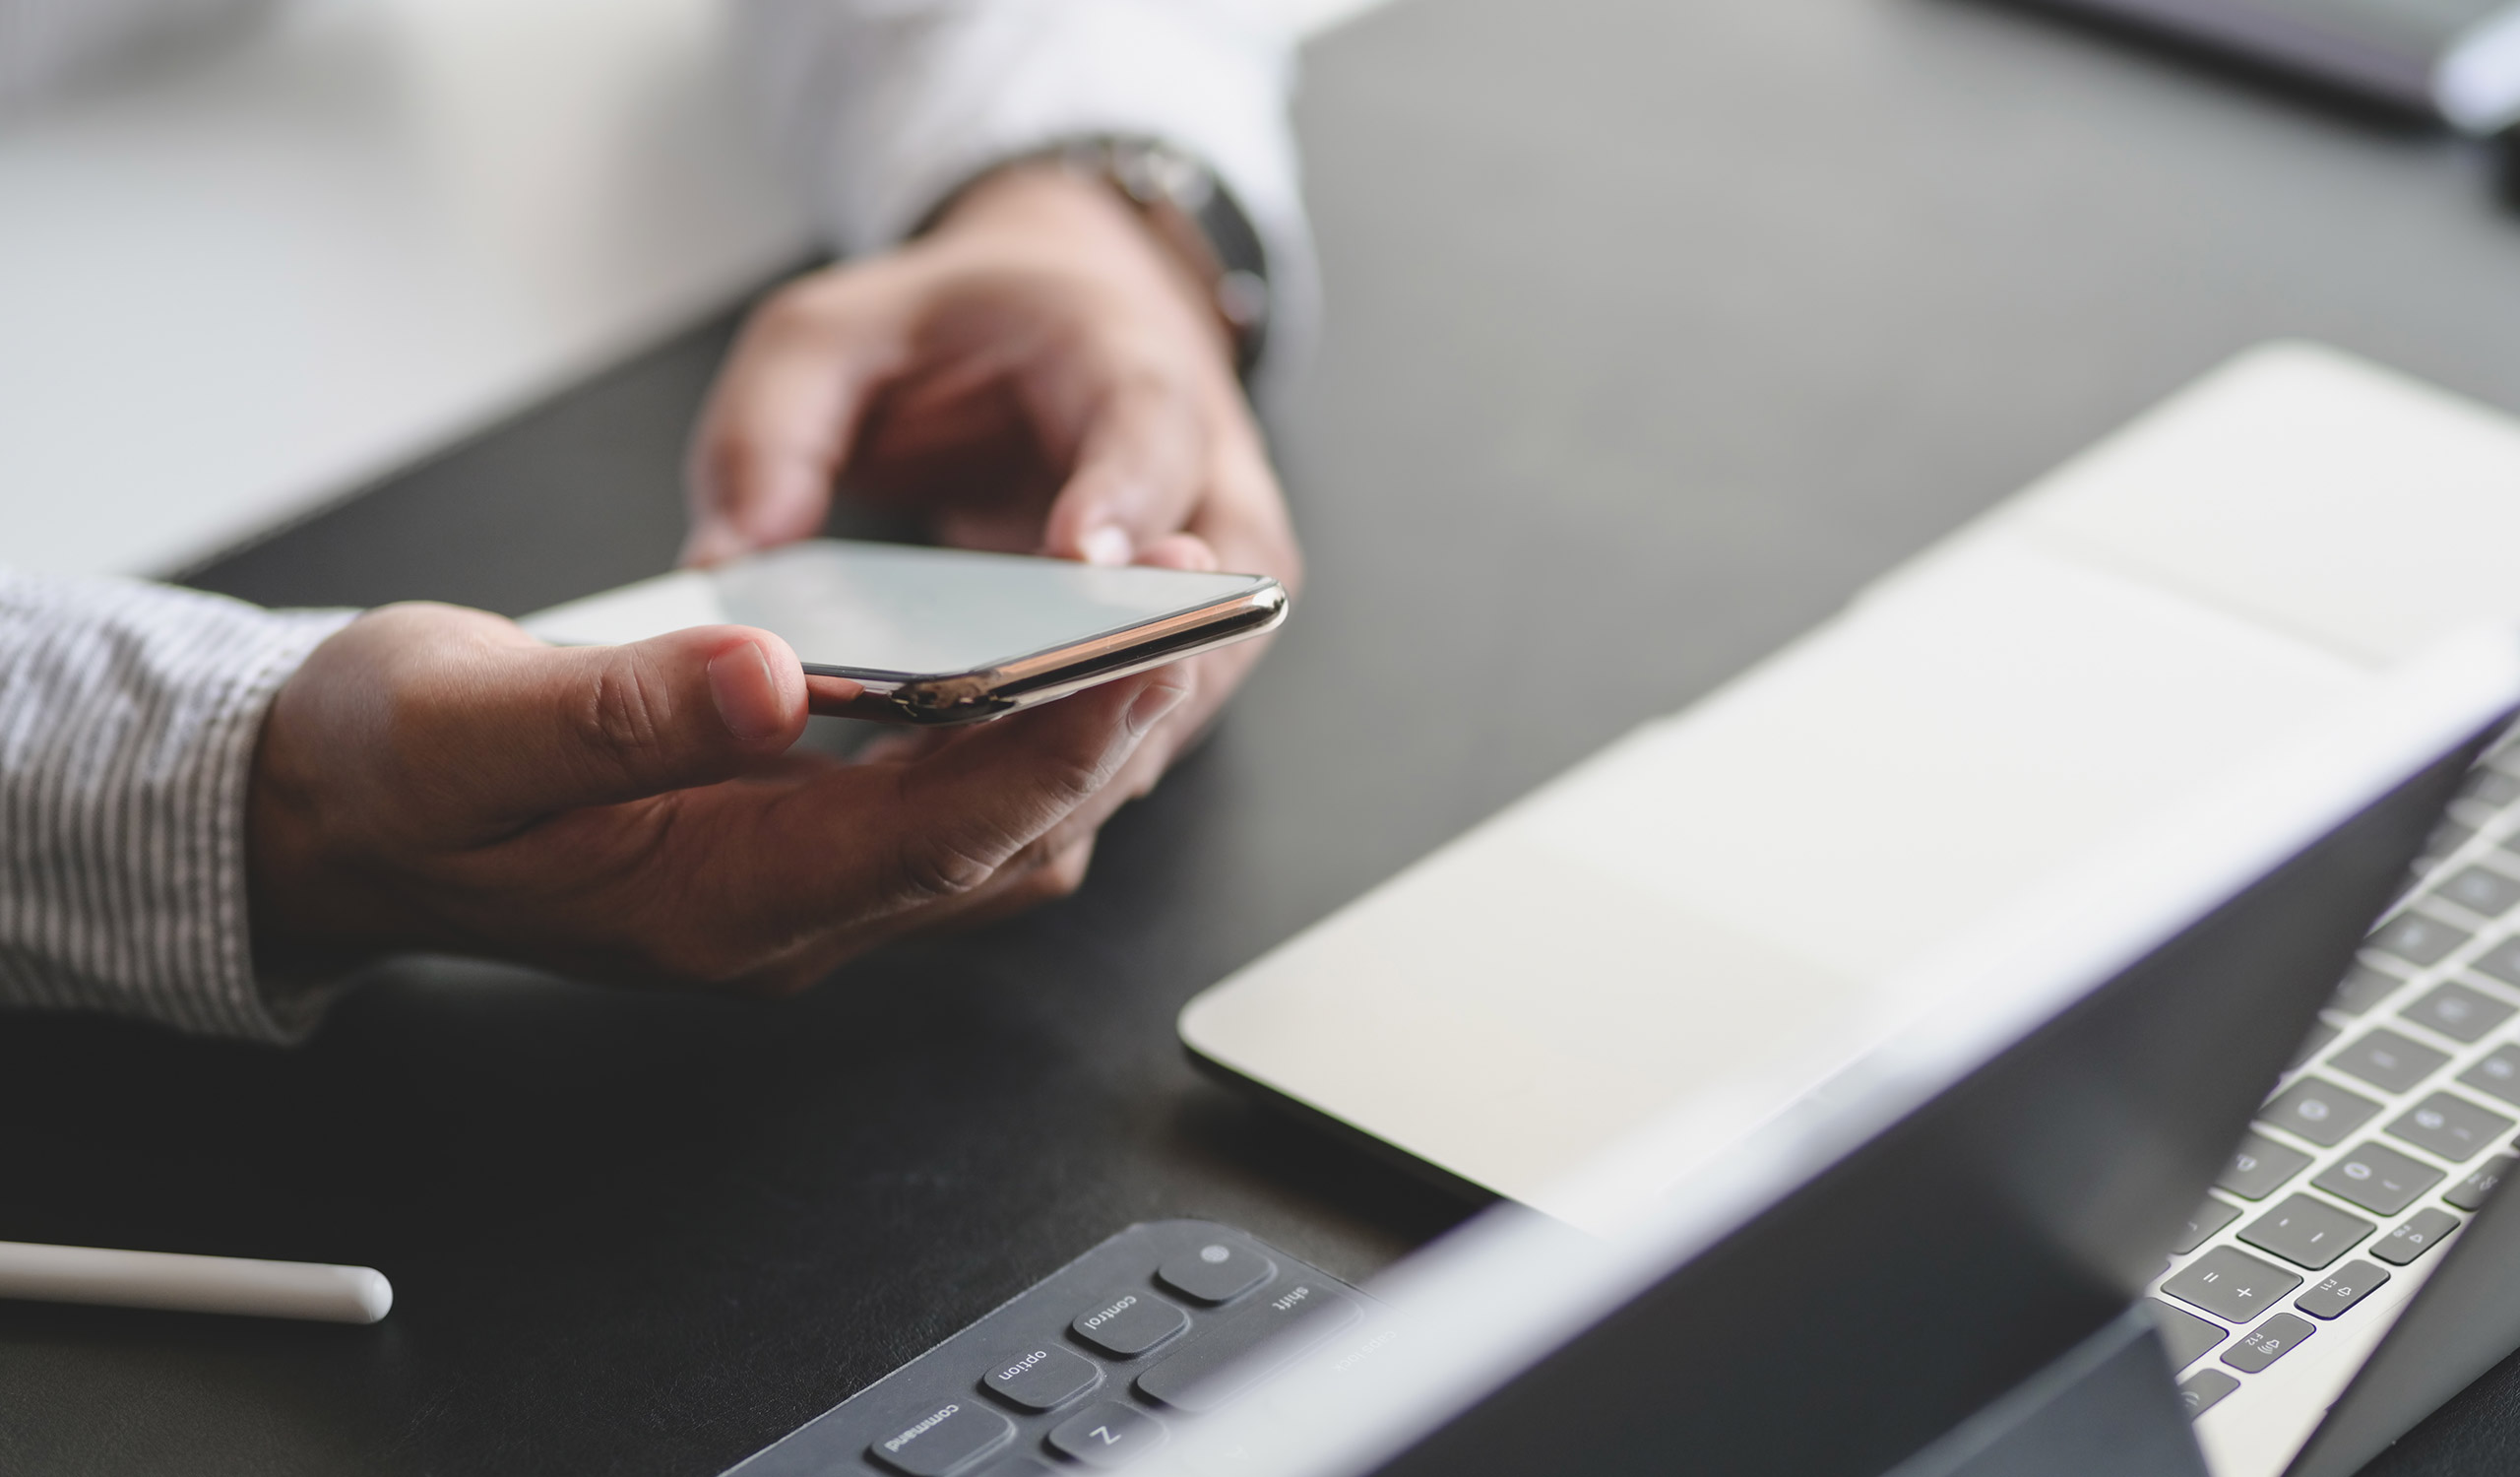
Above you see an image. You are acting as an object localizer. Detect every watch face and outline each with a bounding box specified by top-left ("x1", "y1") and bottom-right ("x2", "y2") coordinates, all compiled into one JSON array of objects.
[{"x1": 1113, "y1": 140, "x2": 1215, "y2": 214}]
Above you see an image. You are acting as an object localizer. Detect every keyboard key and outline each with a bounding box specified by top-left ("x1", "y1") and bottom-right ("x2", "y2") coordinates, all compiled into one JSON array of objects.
[
  {"x1": 2469, "y1": 769, "x2": 2520, "y2": 806},
  {"x1": 2164, "y1": 1246, "x2": 2303, "y2": 1322},
  {"x1": 1156, "y1": 1242, "x2": 1274, "y2": 1306},
  {"x1": 865, "y1": 1400, "x2": 1016, "y2": 1477},
  {"x1": 2238, "y1": 1194, "x2": 2375, "y2": 1271},
  {"x1": 2369, "y1": 913, "x2": 2470, "y2": 968},
  {"x1": 2217, "y1": 1130, "x2": 2312, "y2": 1200},
  {"x1": 2223, "y1": 1313, "x2": 2316, "y2": 1374},
  {"x1": 2427, "y1": 821, "x2": 2482, "y2": 859},
  {"x1": 2259, "y1": 1077, "x2": 2382, "y2": 1147},
  {"x1": 2331, "y1": 964, "x2": 2407, "y2": 1017},
  {"x1": 2400, "y1": 982, "x2": 2516, "y2": 1044},
  {"x1": 1071, "y1": 1292, "x2": 1189, "y2": 1359},
  {"x1": 2147, "y1": 1298, "x2": 2229, "y2": 1373},
  {"x1": 2372, "y1": 1207, "x2": 2461, "y2": 1265},
  {"x1": 982, "y1": 1344, "x2": 1102, "y2": 1413},
  {"x1": 2470, "y1": 937, "x2": 2520, "y2": 989},
  {"x1": 2436, "y1": 866, "x2": 2520, "y2": 919},
  {"x1": 2444, "y1": 1153, "x2": 2516, "y2": 1211},
  {"x1": 2461, "y1": 1045, "x2": 2520, "y2": 1108},
  {"x1": 2386, "y1": 1091, "x2": 2515, "y2": 1162},
  {"x1": 2179, "y1": 1369, "x2": 2241, "y2": 1420},
  {"x1": 2288, "y1": 1021, "x2": 2344, "y2": 1072},
  {"x1": 2329, "y1": 1028, "x2": 2450, "y2": 1094},
  {"x1": 1137, "y1": 1283, "x2": 1362, "y2": 1413},
  {"x1": 2313, "y1": 1141, "x2": 2445, "y2": 1216},
  {"x1": 2459, "y1": 766, "x2": 2520, "y2": 801},
  {"x1": 1046, "y1": 1402, "x2": 1167, "y2": 1469},
  {"x1": 2174, "y1": 1196, "x2": 2243, "y2": 1254},
  {"x1": 2294, "y1": 1261, "x2": 2390, "y2": 1320}
]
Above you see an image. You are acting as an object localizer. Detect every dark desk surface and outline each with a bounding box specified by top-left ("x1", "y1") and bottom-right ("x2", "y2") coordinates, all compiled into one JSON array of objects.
[{"x1": 12, "y1": 0, "x2": 2520, "y2": 1471}]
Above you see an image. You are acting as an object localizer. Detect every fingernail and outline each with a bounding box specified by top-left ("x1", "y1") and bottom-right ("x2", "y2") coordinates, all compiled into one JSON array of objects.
[
  {"x1": 1080, "y1": 525, "x2": 1133, "y2": 567},
  {"x1": 1125, "y1": 679, "x2": 1190, "y2": 737},
  {"x1": 681, "y1": 521, "x2": 745, "y2": 568},
  {"x1": 708, "y1": 642, "x2": 786, "y2": 743}
]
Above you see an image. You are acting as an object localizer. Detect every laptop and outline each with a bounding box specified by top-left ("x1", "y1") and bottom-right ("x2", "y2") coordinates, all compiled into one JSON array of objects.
[
  {"x1": 1129, "y1": 626, "x2": 2520, "y2": 1477},
  {"x1": 720, "y1": 624, "x2": 2520, "y2": 1477},
  {"x1": 1179, "y1": 343, "x2": 2520, "y2": 1471}
]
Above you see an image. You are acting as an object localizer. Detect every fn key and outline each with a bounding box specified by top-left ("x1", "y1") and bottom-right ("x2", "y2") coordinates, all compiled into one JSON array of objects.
[
  {"x1": 2223, "y1": 1314, "x2": 2315, "y2": 1374},
  {"x1": 2295, "y1": 1261, "x2": 2389, "y2": 1320}
]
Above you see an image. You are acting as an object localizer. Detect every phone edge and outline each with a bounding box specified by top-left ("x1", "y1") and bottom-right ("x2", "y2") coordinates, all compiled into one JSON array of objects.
[{"x1": 805, "y1": 578, "x2": 1289, "y2": 725}]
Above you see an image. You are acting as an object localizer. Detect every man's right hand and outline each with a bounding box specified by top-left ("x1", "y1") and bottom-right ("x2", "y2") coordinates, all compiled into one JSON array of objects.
[{"x1": 245, "y1": 603, "x2": 1190, "y2": 994}]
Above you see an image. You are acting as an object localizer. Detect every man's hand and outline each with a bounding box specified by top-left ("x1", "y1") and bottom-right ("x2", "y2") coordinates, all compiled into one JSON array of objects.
[
  {"x1": 246, "y1": 604, "x2": 1190, "y2": 994},
  {"x1": 685, "y1": 161, "x2": 1300, "y2": 834}
]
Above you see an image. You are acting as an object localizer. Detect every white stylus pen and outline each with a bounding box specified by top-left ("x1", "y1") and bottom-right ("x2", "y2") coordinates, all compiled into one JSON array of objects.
[{"x1": 0, "y1": 1240, "x2": 392, "y2": 1324}]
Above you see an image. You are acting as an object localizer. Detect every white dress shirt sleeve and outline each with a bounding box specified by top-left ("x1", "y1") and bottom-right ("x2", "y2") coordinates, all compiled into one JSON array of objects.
[
  {"x1": 733, "y1": 0, "x2": 1318, "y2": 373},
  {"x1": 0, "y1": 572, "x2": 355, "y2": 1043}
]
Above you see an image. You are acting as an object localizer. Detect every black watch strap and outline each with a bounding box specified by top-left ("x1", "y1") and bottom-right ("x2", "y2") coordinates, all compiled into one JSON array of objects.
[{"x1": 1048, "y1": 137, "x2": 1274, "y2": 381}]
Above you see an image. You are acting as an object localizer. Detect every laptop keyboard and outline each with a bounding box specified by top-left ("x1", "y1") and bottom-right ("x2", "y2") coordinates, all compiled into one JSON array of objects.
[
  {"x1": 2150, "y1": 740, "x2": 2520, "y2": 1421},
  {"x1": 722, "y1": 1221, "x2": 1380, "y2": 1475}
]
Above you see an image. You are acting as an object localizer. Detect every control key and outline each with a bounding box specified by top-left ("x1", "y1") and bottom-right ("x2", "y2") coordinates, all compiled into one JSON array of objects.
[{"x1": 1072, "y1": 1291, "x2": 1188, "y2": 1359}]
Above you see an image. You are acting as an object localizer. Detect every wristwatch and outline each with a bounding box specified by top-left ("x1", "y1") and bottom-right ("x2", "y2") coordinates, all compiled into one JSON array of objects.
[{"x1": 1043, "y1": 137, "x2": 1275, "y2": 382}]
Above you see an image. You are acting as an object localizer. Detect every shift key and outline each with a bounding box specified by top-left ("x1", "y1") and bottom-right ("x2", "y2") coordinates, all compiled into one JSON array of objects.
[{"x1": 1136, "y1": 1282, "x2": 1361, "y2": 1413}]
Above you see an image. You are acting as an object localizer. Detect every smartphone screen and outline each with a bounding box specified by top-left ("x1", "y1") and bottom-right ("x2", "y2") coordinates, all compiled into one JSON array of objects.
[{"x1": 524, "y1": 540, "x2": 1273, "y2": 676}]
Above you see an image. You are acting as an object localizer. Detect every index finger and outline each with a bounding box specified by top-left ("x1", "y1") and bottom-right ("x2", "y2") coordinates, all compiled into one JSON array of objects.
[
  {"x1": 1038, "y1": 374, "x2": 1210, "y2": 567},
  {"x1": 738, "y1": 671, "x2": 1192, "y2": 930},
  {"x1": 684, "y1": 277, "x2": 909, "y2": 566}
]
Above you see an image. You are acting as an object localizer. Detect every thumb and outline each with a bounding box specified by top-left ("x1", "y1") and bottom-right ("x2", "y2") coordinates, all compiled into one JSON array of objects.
[{"x1": 455, "y1": 625, "x2": 811, "y2": 822}]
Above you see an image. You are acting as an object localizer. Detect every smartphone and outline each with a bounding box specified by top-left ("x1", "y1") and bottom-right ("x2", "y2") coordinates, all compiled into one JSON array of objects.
[{"x1": 521, "y1": 539, "x2": 1288, "y2": 724}]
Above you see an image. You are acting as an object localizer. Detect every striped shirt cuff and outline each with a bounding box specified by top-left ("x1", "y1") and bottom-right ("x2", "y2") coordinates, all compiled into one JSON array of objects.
[{"x1": 0, "y1": 572, "x2": 356, "y2": 1044}]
